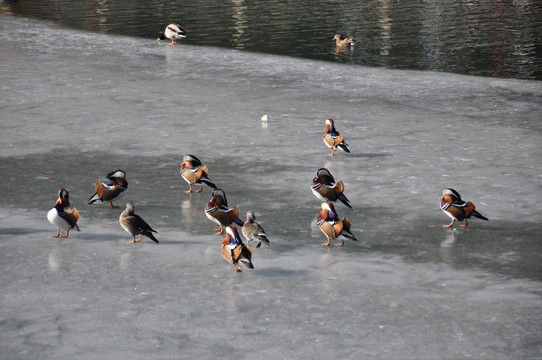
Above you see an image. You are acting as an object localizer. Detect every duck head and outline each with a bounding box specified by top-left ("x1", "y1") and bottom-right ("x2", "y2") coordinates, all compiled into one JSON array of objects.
[
  {"x1": 124, "y1": 201, "x2": 135, "y2": 215},
  {"x1": 211, "y1": 188, "x2": 228, "y2": 207},
  {"x1": 320, "y1": 201, "x2": 338, "y2": 220},
  {"x1": 316, "y1": 168, "x2": 335, "y2": 184},
  {"x1": 54, "y1": 188, "x2": 70, "y2": 207},
  {"x1": 225, "y1": 225, "x2": 243, "y2": 245},
  {"x1": 441, "y1": 188, "x2": 461, "y2": 201},
  {"x1": 246, "y1": 210, "x2": 256, "y2": 223},
  {"x1": 107, "y1": 170, "x2": 126, "y2": 181},
  {"x1": 324, "y1": 118, "x2": 335, "y2": 132}
]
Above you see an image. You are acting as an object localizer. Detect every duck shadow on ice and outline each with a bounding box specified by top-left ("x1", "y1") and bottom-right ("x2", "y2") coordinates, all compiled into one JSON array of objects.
[
  {"x1": 252, "y1": 267, "x2": 309, "y2": 277},
  {"x1": 74, "y1": 232, "x2": 154, "y2": 243},
  {"x1": 345, "y1": 152, "x2": 392, "y2": 159},
  {"x1": 0, "y1": 228, "x2": 46, "y2": 235},
  {"x1": 439, "y1": 229, "x2": 471, "y2": 264}
]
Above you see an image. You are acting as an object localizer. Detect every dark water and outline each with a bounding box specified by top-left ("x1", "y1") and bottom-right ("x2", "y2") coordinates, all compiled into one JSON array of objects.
[{"x1": 2, "y1": 0, "x2": 542, "y2": 80}]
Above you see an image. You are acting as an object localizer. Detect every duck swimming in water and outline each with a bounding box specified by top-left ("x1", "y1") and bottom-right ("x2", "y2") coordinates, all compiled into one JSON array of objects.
[{"x1": 333, "y1": 34, "x2": 355, "y2": 47}]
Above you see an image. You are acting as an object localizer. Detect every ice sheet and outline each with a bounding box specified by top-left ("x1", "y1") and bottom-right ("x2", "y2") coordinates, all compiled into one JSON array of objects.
[{"x1": 1, "y1": 15, "x2": 542, "y2": 359}]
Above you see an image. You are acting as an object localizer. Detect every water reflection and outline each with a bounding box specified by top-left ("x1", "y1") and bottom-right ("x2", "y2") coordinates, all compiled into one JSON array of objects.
[
  {"x1": 221, "y1": 276, "x2": 242, "y2": 311},
  {"x1": 419, "y1": 0, "x2": 449, "y2": 72},
  {"x1": 2, "y1": 0, "x2": 541, "y2": 79},
  {"x1": 180, "y1": 196, "x2": 198, "y2": 233},
  {"x1": 231, "y1": 0, "x2": 248, "y2": 50},
  {"x1": 376, "y1": 0, "x2": 391, "y2": 58},
  {"x1": 333, "y1": 43, "x2": 355, "y2": 58},
  {"x1": 439, "y1": 229, "x2": 469, "y2": 264},
  {"x1": 48, "y1": 248, "x2": 60, "y2": 272},
  {"x1": 119, "y1": 251, "x2": 133, "y2": 271}
]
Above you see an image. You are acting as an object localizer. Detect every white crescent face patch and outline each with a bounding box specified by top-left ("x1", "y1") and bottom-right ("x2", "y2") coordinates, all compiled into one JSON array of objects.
[{"x1": 109, "y1": 170, "x2": 126, "y2": 178}]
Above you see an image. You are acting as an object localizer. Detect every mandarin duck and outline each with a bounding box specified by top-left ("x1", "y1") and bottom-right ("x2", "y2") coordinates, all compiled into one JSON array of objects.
[
  {"x1": 440, "y1": 188, "x2": 488, "y2": 228},
  {"x1": 47, "y1": 188, "x2": 81, "y2": 238},
  {"x1": 205, "y1": 188, "x2": 244, "y2": 234},
  {"x1": 333, "y1": 34, "x2": 355, "y2": 46},
  {"x1": 311, "y1": 168, "x2": 352, "y2": 208},
  {"x1": 221, "y1": 225, "x2": 254, "y2": 272},
  {"x1": 323, "y1": 118, "x2": 350, "y2": 156},
  {"x1": 119, "y1": 202, "x2": 159, "y2": 243},
  {"x1": 88, "y1": 170, "x2": 128, "y2": 208},
  {"x1": 210, "y1": 188, "x2": 228, "y2": 206},
  {"x1": 242, "y1": 211, "x2": 270, "y2": 248},
  {"x1": 157, "y1": 24, "x2": 186, "y2": 45},
  {"x1": 180, "y1": 154, "x2": 217, "y2": 193},
  {"x1": 317, "y1": 201, "x2": 357, "y2": 246}
]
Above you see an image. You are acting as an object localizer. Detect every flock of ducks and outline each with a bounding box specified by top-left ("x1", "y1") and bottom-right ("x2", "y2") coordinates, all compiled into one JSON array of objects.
[
  {"x1": 49, "y1": 23, "x2": 489, "y2": 271},
  {"x1": 47, "y1": 117, "x2": 489, "y2": 272}
]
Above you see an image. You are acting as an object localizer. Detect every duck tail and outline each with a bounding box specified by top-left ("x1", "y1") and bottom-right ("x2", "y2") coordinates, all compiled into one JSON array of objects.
[
  {"x1": 240, "y1": 258, "x2": 254, "y2": 269},
  {"x1": 341, "y1": 217, "x2": 357, "y2": 241},
  {"x1": 146, "y1": 232, "x2": 159, "y2": 243},
  {"x1": 341, "y1": 228, "x2": 358, "y2": 241},
  {"x1": 88, "y1": 193, "x2": 100, "y2": 204},
  {"x1": 337, "y1": 193, "x2": 352, "y2": 208},
  {"x1": 256, "y1": 235, "x2": 270, "y2": 246},
  {"x1": 240, "y1": 247, "x2": 254, "y2": 269},
  {"x1": 201, "y1": 177, "x2": 217, "y2": 188},
  {"x1": 472, "y1": 210, "x2": 488, "y2": 221},
  {"x1": 339, "y1": 142, "x2": 350, "y2": 153}
]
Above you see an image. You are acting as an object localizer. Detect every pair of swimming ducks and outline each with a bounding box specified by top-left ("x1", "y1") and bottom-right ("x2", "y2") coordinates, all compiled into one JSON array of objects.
[{"x1": 156, "y1": 23, "x2": 356, "y2": 49}]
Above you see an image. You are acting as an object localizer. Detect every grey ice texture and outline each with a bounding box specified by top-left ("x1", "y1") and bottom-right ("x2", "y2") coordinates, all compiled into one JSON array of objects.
[{"x1": 1, "y1": 15, "x2": 542, "y2": 360}]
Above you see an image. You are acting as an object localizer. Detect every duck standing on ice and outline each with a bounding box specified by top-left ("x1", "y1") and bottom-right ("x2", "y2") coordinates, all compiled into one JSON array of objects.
[
  {"x1": 119, "y1": 202, "x2": 159, "y2": 244},
  {"x1": 221, "y1": 225, "x2": 254, "y2": 273},
  {"x1": 157, "y1": 24, "x2": 186, "y2": 45},
  {"x1": 179, "y1": 154, "x2": 217, "y2": 193},
  {"x1": 88, "y1": 170, "x2": 128, "y2": 208},
  {"x1": 47, "y1": 188, "x2": 80, "y2": 238},
  {"x1": 440, "y1": 188, "x2": 488, "y2": 228},
  {"x1": 323, "y1": 118, "x2": 350, "y2": 156}
]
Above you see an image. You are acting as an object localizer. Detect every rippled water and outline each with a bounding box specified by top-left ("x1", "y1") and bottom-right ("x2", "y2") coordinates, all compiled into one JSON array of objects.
[{"x1": 2, "y1": 0, "x2": 541, "y2": 80}]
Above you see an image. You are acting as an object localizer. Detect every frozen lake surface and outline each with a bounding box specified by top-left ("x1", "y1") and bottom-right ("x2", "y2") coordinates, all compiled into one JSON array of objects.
[{"x1": 1, "y1": 15, "x2": 542, "y2": 359}]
